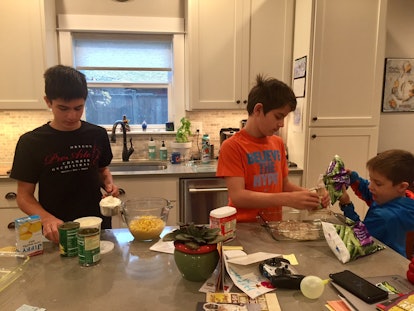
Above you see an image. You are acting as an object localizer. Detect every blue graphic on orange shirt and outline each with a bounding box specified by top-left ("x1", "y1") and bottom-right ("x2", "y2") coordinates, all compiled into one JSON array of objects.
[{"x1": 247, "y1": 150, "x2": 281, "y2": 188}]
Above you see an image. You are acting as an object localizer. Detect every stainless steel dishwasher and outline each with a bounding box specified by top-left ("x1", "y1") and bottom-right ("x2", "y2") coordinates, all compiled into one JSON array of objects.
[{"x1": 179, "y1": 178, "x2": 228, "y2": 224}]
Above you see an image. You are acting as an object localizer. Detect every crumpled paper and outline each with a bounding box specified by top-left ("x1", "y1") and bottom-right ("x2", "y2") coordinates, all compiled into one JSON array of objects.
[{"x1": 323, "y1": 155, "x2": 350, "y2": 204}]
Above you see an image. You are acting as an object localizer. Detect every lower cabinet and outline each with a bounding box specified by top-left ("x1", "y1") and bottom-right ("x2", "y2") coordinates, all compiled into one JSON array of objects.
[
  {"x1": 112, "y1": 176, "x2": 179, "y2": 228},
  {"x1": 288, "y1": 171, "x2": 303, "y2": 187},
  {"x1": 0, "y1": 208, "x2": 26, "y2": 236}
]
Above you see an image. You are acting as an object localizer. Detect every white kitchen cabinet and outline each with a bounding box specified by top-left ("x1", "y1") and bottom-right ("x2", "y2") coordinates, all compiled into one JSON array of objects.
[
  {"x1": 112, "y1": 176, "x2": 179, "y2": 228},
  {"x1": 288, "y1": 171, "x2": 302, "y2": 187},
  {"x1": 185, "y1": 0, "x2": 294, "y2": 110},
  {"x1": 0, "y1": 179, "x2": 18, "y2": 208},
  {"x1": 287, "y1": 0, "x2": 386, "y2": 219},
  {"x1": 306, "y1": 127, "x2": 379, "y2": 219},
  {"x1": 306, "y1": 0, "x2": 386, "y2": 128},
  {"x1": 0, "y1": 0, "x2": 58, "y2": 109},
  {"x1": 0, "y1": 179, "x2": 26, "y2": 235}
]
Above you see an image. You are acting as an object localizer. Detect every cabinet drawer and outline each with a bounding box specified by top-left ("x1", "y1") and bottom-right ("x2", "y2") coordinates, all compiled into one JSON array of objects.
[
  {"x1": 0, "y1": 181, "x2": 18, "y2": 208},
  {"x1": 0, "y1": 207, "x2": 26, "y2": 236}
]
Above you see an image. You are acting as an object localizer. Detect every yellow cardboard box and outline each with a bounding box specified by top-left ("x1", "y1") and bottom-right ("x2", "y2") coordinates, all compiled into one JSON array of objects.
[{"x1": 15, "y1": 215, "x2": 43, "y2": 256}]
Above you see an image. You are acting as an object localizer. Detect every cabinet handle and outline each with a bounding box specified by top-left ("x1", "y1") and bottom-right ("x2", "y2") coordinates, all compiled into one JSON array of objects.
[
  {"x1": 311, "y1": 134, "x2": 317, "y2": 139},
  {"x1": 188, "y1": 187, "x2": 228, "y2": 193},
  {"x1": 5, "y1": 192, "x2": 17, "y2": 200},
  {"x1": 312, "y1": 116, "x2": 318, "y2": 121},
  {"x1": 243, "y1": 100, "x2": 247, "y2": 104},
  {"x1": 236, "y1": 100, "x2": 241, "y2": 104}
]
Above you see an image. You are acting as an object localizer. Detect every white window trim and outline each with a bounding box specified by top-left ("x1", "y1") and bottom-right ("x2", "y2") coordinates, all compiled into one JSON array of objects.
[{"x1": 57, "y1": 14, "x2": 185, "y2": 127}]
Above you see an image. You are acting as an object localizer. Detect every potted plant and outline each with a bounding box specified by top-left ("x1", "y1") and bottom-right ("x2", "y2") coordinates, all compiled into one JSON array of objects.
[
  {"x1": 163, "y1": 223, "x2": 225, "y2": 281},
  {"x1": 170, "y1": 117, "x2": 193, "y2": 161}
]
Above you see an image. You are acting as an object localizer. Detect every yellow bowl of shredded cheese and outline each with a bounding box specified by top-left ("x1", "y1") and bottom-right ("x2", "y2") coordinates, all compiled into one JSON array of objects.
[{"x1": 121, "y1": 198, "x2": 173, "y2": 241}]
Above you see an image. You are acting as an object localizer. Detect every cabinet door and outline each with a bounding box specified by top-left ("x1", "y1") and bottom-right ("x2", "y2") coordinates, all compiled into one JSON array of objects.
[
  {"x1": 186, "y1": 0, "x2": 249, "y2": 110},
  {"x1": 112, "y1": 177, "x2": 178, "y2": 227},
  {"x1": 308, "y1": 0, "x2": 386, "y2": 127},
  {"x1": 186, "y1": 0, "x2": 294, "y2": 110},
  {"x1": 0, "y1": 0, "x2": 57, "y2": 109},
  {"x1": 305, "y1": 127, "x2": 378, "y2": 219},
  {"x1": 250, "y1": 0, "x2": 294, "y2": 86}
]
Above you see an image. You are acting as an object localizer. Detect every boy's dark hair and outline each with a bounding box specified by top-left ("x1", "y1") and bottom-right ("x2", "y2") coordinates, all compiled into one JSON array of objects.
[
  {"x1": 367, "y1": 149, "x2": 414, "y2": 188},
  {"x1": 44, "y1": 65, "x2": 88, "y2": 101},
  {"x1": 247, "y1": 74, "x2": 297, "y2": 115}
]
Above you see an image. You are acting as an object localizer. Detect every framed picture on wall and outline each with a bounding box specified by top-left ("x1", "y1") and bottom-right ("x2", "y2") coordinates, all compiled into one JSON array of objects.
[
  {"x1": 382, "y1": 58, "x2": 414, "y2": 112},
  {"x1": 294, "y1": 56, "x2": 307, "y2": 79}
]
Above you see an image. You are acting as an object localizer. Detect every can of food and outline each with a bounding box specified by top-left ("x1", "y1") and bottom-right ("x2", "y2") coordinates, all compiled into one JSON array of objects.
[
  {"x1": 59, "y1": 222, "x2": 80, "y2": 257},
  {"x1": 77, "y1": 227, "x2": 100, "y2": 266}
]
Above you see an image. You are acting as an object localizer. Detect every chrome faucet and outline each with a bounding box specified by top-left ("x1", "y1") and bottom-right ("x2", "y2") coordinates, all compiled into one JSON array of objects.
[{"x1": 111, "y1": 119, "x2": 134, "y2": 162}]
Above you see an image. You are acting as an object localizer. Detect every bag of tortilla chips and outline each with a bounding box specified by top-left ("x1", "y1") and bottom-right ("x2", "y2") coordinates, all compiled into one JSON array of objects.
[
  {"x1": 322, "y1": 220, "x2": 385, "y2": 263},
  {"x1": 323, "y1": 155, "x2": 351, "y2": 205}
]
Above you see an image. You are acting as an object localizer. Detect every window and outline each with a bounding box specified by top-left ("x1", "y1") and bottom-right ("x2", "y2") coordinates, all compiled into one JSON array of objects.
[
  {"x1": 73, "y1": 33, "x2": 172, "y2": 128},
  {"x1": 57, "y1": 14, "x2": 185, "y2": 129}
]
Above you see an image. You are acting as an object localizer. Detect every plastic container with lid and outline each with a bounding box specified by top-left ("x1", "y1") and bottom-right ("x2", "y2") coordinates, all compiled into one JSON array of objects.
[{"x1": 210, "y1": 206, "x2": 237, "y2": 241}]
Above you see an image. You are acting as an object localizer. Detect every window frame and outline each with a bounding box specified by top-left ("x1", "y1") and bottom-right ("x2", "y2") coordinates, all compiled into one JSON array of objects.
[{"x1": 57, "y1": 14, "x2": 185, "y2": 129}]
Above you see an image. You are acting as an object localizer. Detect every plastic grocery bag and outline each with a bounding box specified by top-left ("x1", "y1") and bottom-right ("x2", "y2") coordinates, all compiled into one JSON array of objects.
[
  {"x1": 322, "y1": 221, "x2": 385, "y2": 263},
  {"x1": 323, "y1": 155, "x2": 351, "y2": 205}
]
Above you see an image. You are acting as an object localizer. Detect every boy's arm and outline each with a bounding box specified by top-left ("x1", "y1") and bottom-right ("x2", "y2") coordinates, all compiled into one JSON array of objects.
[
  {"x1": 99, "y1": 167, "x2": 119, "y2": 197},
  {"x1": 349, "y1": 171, "x2": 373, "y2": 207},
  {"x1": 16, "y1": 180, "x2": 62, "y2": 243},
  {"x1": 338, "y1": 185, "x2": 361, "y2": 222}
]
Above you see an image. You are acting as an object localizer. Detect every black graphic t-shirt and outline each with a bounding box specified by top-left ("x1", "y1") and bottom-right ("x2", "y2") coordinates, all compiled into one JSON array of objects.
[{"x1": 11, "y1": 121, "x2": 113, "y2": 228}]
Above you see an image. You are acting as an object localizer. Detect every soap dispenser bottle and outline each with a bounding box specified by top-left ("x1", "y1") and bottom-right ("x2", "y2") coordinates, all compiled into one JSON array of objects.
[
  {"x1": 148, "y1": 137, "x2": 156, "y2": 159},
  {"x1": 159, "y1": 140, "x2": 168, "y2": 161}
]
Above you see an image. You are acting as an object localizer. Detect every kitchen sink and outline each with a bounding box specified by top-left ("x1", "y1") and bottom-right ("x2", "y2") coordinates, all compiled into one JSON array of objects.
[{"x1": 109, "y1": 161, "x2": 168, "y2": 172}]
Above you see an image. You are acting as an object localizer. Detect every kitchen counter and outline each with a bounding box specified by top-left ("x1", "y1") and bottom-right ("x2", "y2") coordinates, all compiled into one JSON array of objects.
[
  {"x1": 0, "y1": 223, "x2": 409, "y2": 310},
  {"x1": 0, "y1": 160, "x2": 303, "y2": 179}
]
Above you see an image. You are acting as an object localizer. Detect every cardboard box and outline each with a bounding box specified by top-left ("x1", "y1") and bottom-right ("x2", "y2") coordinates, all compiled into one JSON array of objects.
[{"x1": 15, "y1": 215, "x2": 43, "y2": 256}]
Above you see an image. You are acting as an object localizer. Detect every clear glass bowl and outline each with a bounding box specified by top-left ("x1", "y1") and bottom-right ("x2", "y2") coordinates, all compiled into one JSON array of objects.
[{"x1": 121, "y1": 197, "x2": 173, "y2": 241}]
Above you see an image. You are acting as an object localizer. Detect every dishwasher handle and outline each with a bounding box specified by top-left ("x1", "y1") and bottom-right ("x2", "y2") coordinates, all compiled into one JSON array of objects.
[{"x1": 188, "y1": 187, "x2": 228, "y2": 193}]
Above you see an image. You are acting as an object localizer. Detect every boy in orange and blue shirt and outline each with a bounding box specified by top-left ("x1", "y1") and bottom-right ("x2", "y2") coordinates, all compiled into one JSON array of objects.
[{"x1": 216, "y1": 75, "x2": 329, "y2": 222}]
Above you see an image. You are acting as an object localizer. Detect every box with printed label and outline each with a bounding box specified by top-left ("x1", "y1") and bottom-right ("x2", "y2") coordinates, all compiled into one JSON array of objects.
[{"x1": 15, "y1": 215, "x2": 43, "y2": 256}]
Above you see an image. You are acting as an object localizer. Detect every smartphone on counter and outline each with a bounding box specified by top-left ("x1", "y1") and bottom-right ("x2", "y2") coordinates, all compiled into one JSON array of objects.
[{"x1": 329, "y1": 270, "x2": 389, "y2": 304}]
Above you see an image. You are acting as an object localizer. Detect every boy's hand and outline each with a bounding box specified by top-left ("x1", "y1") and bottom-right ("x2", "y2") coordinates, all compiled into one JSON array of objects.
[{"x1": 339, "y1": 185, "x2": 351, "y2": 205}]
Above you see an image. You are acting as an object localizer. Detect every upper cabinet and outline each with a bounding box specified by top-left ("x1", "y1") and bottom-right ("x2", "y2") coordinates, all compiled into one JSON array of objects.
[
  {"x1": 305, "y1": 0, "x2": 387, "y2": 127},
  {"x1": 287, "y1": 0, "x2": 386, "y2": 199},
  {"x1": 0, "y1": 0, "x2": 58, "y2": 110},
  {"x1": 185, "y1": 0, "x2": 294, "y2": 110}
]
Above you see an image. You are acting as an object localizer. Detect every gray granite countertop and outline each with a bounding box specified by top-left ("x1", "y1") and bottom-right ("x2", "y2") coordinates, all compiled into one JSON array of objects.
[{"x1": 0, "y1": 223, "x2": 409, "y2": 310}]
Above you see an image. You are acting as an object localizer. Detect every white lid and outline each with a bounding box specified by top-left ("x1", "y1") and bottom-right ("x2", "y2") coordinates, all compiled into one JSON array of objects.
[{"x1": 210, "y1": 206, "x2": 236, "y2": 218}]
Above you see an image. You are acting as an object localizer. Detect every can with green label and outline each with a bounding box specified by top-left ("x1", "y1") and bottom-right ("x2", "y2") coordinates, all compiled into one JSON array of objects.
[
  {"x1": 58, "y1": 222, "x2": 80, "y2": 257},
  {"x1": 77, "y1": 227, "x2": 100, "y2": 266}
]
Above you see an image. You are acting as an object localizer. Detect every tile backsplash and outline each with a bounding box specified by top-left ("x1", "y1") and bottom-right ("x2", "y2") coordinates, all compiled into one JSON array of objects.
[{"x1": 0, "y1": 110, "x2": 247, "y2": 165}]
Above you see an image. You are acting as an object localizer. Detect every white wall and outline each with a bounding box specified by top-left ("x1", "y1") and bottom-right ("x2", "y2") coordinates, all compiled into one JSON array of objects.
[{"x1": 379, "y1": 0, "x2": 414, "y2": 153}]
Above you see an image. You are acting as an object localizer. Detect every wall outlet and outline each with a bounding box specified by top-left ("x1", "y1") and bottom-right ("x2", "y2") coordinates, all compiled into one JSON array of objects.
[{"x1": 191, "y1": 121, "x2": 203, "y2": 135}]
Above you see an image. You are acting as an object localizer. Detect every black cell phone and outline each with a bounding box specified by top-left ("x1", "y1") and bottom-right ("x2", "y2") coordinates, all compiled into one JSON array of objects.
[{"x1": 329, "y1": 270, "x2": 389, "y2": 304}]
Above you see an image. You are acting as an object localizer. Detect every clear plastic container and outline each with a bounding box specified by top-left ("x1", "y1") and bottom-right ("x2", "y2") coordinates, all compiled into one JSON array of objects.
[{"x1": 0, "y1": 252, "x2": 30, "y2": 292}]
